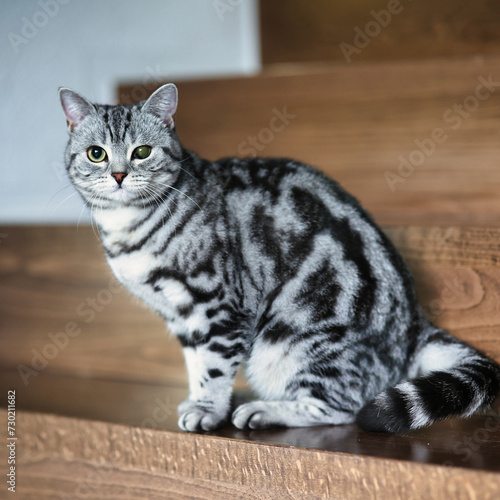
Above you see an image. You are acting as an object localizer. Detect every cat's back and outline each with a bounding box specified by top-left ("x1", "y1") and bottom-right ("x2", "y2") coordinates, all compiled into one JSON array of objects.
[
  {"x1": 211, "y1": 156, "x2": 415, "y2": 316},
  {"x1": 215, "y1": 156, "x2": 366, "y2": 209},
  {"x1": 213, "y1": 156, "x2": 381, "y2": 241}
]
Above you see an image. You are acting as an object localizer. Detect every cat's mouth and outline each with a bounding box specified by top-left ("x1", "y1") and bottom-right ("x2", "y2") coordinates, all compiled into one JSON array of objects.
[
  {"x1": 88, "y1": 179, "x2": 159, "y2": 206},
  {"x1": 101, "y1": 184, "x2": 134, "y2": 204},
  {"x1": 104, "y1": 184, "x2": 152, "y2": 205},
  {"x1": 112, "y1": 186, "x2": 132, "y2": 199}
]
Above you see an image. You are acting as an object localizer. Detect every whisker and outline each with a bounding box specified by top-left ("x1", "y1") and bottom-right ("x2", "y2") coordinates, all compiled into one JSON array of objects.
[
  {"x1": 141, "y1": 185, "x2": 176, "y2": 233},
  {"x1": 152, "y1": 181, "x2": 202, "y2": 210},
  {"x1": 76, "y1": 194, "x2": 92, "y2": 231},
  {"x1": 149, "y1": 185, "x2": 182, "y2": 213},
  {"x1": 48, "y1": 189, "x2": 80, "y2": 214},
  {"x1": 178, "y1": 166, "x2": 196, "y2": 180},
  {"x1": 89, "y1": 192, "x2": 103, "y2": 243},
  {"x1": 44, "y1": 184, "x2": 75, "y2": 212},
  {"x1": 142, "y1": 186, "x2": 170, "y2": 215},
  {"x1": 178, "y1": 152, "x2": 195, "y2": 164}
]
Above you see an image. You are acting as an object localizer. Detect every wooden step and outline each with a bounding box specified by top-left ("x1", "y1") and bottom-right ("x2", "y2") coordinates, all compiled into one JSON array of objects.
[
  {"x1": 119, "y1": 55, "x2": 500, "y2": 226},
  {"x1": 1, "y1": 390, "x2": 500, "y2": 499}
]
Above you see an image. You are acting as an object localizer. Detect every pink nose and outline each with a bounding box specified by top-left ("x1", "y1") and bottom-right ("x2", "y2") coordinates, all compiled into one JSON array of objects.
[{"x1": 111, "y1": 172, "x2": 127, "y2": 186}]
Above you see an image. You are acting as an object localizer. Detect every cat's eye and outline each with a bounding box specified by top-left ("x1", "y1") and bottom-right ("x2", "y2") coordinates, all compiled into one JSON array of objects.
[
  {"x1": 87, "y1": 146, "x2": 107, "y2": 163},
  {"x1": 132, "y1": 145, "x2": 152, "y2": 160}
]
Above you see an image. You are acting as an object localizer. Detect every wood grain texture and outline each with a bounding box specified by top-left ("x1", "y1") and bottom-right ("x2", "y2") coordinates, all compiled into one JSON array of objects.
[
  {"x1": 119, "y1": 56, "x2": 500, "y2": 226},
  {"x1": 1, "y1": 409, "x2": 499, "y2": 500},
  {"x1": 0, "y1": 225, "x2": 187, "y2": 387},
  {"x1": 3, "y1": 223, "x2": 500, "y2": 496},
  {"x1": 260, "y1": 0, "x2": 500, "y2": 64},
  {"x1": 2, "y1": 224, "x2": 500, "y2": 387},
  {"x1": 385, "y1": 226, "x2": 500, "y2": 361},
  {"x1": 0, "y1": 227, "x2": 500, "y2": 388},
  {"x1": 1, "y1": 369, "x2": 499, "y2": 473}
]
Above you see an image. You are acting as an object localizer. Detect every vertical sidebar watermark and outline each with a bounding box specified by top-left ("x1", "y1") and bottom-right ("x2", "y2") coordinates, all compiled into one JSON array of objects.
[{"x1": 6, "y1": 390, "x2": 16, "y2": 493}]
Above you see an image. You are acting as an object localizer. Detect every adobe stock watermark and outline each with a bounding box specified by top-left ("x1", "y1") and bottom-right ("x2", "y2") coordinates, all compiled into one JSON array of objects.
[
  {"x1": 213, "y1": 0, "x2": 243, "y2": 21},
  {"x1": 59, "y1": 395, "x2": 176, "y2": 499},
  {"x1": 140, "y1": 394, "x2": 176, "y2": 430},
  {"x1": 119, "y1": 64, "x2": 166, "y2": 104},
  {"x1": 340, "y1": 0, "x2": 411, "y2": 63},
  {"x1": 7, "y1": 0, "x2": 71, "y2": 54},
  {"x1": 442, "y1": 403, "x2": 500, "y2": 467},
  {"x1": 51, "y1": 160, "x2": 67, "y2": 183},
  {"x1": 60, "y1": 460, "x2": 115, "y2": 500},
  {"x1": 17, "y1": 277, "x2": 124, "y2": 386},
  {"x1": 385, "y1": 74, "x2": 500, "y2": 192},
  {"x1": 237, "y1": 107, "x2": 296, "y2": 157},
  {"x1": 421, "y1": 276, "x2": 464, "y2": 322}
]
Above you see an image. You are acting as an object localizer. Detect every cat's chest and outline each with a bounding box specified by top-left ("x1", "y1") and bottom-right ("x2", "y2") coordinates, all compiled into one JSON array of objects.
[
  {"x1": 97, "y1": 208, "x2": 158, "y2": 285},
  {"x1": 108, "y1": 251, "x2": 179, "y2": 312},
  {"x1": 107, "y1": 249, "x2": 211, "y2": 336},
  {"x1": 96, "y1": 208, "x2": 218, "y2": 336},
  {"x1": 107, "y1": 250, "x2": 156, "y2": 288}
]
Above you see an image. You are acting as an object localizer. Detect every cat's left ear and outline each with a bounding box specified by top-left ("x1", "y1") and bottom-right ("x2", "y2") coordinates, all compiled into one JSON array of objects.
[
  {"x1": 142, "y1": 83, "x2": 178, "y2": 128},
  {"x1": 59, "y1": 88, "x2": 95, "y2": 132}
]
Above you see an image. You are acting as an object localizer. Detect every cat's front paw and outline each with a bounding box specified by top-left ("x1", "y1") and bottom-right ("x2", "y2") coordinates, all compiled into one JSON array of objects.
[
  {"x1": 177, "y1": 398, "x2": 198, "y2": 416},
  {"x1": 232, "y1": 401, "x2": 278, "y2": 430},
  {"x1": 177, "y1": 399, "x2": 228, "y2": 432}
]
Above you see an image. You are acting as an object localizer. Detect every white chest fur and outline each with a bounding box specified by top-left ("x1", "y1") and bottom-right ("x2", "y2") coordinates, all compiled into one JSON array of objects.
[
  {"x1": 95, "y1": 207, "x2": 160, "y2": 300},
  {"x1": 95, "y1": 207, "x2": 157, "y2": 283},
  {"x1": 94, "y1": 206, "x2": 211, "y2": 338},
  {"x1": 107, "y1": 250, "x2": 156, "y2": 286},
  {"x1": 95, "y1": 206, "x2": 145, "y2": 235}
]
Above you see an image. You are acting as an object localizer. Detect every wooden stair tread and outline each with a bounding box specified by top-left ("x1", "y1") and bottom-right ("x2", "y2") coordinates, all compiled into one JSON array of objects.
[
  {"x1": 6, "y1": 52, "x2": 500, "y2": 496},
  {"x1": 3, "y1": 409, "x2": 500, "y2": 500},
  {"x1": 1, "y1": 369, "x2": 500, "y2": 474}
]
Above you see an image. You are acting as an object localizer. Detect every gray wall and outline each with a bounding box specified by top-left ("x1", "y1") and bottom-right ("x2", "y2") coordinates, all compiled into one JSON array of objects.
[{"x1": 1, "y1": 0, "x2": 260, "y2": 223}]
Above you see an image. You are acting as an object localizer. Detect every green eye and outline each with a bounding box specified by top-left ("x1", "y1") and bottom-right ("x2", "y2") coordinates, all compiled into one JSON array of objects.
[
  {"x1": 132, "y1": 145, "x2": 151, "y2": 160},
  {"x1": 87, "y1": 146, "x2": 107, "y2": 163}
]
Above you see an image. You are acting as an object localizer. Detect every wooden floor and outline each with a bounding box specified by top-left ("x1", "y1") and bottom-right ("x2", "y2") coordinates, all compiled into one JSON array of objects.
[{"x1": 1, "y1": 224, "x2": 500, "y2": 499}]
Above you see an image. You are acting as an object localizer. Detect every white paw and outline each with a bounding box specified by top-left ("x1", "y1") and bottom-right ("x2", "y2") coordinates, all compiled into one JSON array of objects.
[
  {"x1": 232, "y1": 401, "x2": 278, "y2": 430},
  {"x1": 177, "y1": 398, "x2": 197, "y2": 416},
  {"x1": 177, "y1": 400, "x2": 228, "y2": 432}
]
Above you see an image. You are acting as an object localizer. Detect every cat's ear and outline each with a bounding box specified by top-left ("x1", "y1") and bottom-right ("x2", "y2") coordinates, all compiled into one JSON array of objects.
[
  {"x1": 142, "y1": 83, "x2": 178, "y2": 128},
  {"x1": 58, "y1": 88, "x2": 94, "y2": 132}
]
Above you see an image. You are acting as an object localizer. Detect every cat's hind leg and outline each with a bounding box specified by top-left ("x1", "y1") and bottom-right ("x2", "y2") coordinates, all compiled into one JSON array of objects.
[
  {"x1": 232, "y1": 398, "x2": 355, "y2": 429},
  {"x1": 237, "y1": 332, "x2": 357, "y2": 429}
]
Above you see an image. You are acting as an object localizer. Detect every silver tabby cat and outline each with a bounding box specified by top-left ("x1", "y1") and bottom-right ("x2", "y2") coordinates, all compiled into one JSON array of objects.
[{"x1": 59, "y1": 83, "x2": 500, "y2": 433}]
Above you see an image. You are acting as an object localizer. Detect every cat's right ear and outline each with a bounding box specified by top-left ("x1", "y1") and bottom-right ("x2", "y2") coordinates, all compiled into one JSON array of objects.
[
  {"x1": 58, "y1": 88, "x2": 94, "y2": 132},
  {"x1": 141, "y1": 83, "x2": 178, "y2": 128}
]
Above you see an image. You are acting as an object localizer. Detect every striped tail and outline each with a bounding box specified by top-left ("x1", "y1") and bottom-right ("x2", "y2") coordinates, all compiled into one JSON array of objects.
[{"x1": 356, "y1": 330, "x2": 500, "y2": 433}]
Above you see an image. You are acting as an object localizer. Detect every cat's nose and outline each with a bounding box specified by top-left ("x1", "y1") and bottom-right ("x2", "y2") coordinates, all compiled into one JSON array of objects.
[{"x1": 111, "y1": 172, "x2": 127, "y2": 186}]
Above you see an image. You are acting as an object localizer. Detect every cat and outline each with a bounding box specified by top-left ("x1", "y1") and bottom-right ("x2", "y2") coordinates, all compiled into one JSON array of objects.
[{"x1": 59, "y1": 83, "x2": 500, "y2": 433}]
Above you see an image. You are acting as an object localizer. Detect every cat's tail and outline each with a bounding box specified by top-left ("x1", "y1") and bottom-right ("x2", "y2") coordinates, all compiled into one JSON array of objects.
[{"x1": 356, "y1": 328, "x2": 500, "y2": 433}]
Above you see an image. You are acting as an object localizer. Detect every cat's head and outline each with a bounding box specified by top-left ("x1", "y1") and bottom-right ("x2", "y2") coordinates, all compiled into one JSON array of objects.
[{"x1": 59, "y1": 84, "x2": 184, "y2": 208}]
